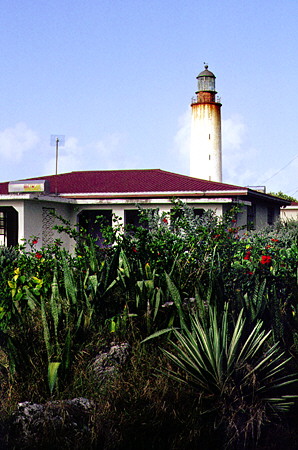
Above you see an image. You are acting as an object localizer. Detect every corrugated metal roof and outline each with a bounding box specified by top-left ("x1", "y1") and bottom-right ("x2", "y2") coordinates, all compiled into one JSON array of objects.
[{"x1": 0, "y1": 169, "x2": 244, "y2": 196}]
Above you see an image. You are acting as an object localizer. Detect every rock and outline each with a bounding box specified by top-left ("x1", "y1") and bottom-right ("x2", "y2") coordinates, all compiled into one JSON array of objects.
[
  {"x1": 92, "y1": 342, "x2": 130, "y2": 379},
  {"x1": 7, "y1": 397, "x2": 95, "y2": 449}
]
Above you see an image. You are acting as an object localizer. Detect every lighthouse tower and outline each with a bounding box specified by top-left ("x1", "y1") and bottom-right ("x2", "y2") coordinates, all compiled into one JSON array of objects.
[{"x1": 190, "y1": 65, "x2": 222, "y2": 182}]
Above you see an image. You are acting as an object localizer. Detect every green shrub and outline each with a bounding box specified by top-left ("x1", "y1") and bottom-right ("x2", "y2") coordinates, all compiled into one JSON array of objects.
[{"x1": 161, "y1": 304, "x2": 298, "y2": 447}]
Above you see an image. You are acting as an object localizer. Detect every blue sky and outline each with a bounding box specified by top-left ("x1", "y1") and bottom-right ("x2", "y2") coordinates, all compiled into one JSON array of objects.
[{"x1": 1, "y1": 0, "x2": 298, "y2": 196}]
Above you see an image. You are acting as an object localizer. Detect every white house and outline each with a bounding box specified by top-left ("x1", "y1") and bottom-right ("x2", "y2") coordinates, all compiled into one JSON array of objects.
[
  {"x1": 0, "y1": 169, "x2": 289, "y2": 251},
  {"x1": 280, "y1": 202, "x2": 298, "y2": 221}
]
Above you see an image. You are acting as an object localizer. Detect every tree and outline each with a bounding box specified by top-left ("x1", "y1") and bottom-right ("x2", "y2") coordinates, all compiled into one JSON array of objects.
[{"x1": 269, "y1": 191, "x2": 297, "y2": 202}]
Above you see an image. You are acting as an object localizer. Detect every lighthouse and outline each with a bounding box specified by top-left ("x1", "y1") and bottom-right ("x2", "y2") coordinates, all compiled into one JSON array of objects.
[{"x1": 190, "y1": 65, "x2": 222, "y2": 182}]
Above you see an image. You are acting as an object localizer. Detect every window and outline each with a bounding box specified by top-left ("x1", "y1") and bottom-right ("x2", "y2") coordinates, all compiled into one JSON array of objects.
[
  {"x1": 267, "y1": 207, "x2": 275, "y2": 226},
  {"x1": 78, "y1": 210, "x2": 112, "y2": 246},
  {"x1": 194, "y1": 209, "x2": 205, "y2": 218},
  {"x1": 124, "y1": 209, "x2": 149, "y2": 234},
  {"x1": 247, "y1": 204, "x2": 256, "y2": 230},
  {"x1": 125, "y1": 210, "x2": 141, "y2": 227}
]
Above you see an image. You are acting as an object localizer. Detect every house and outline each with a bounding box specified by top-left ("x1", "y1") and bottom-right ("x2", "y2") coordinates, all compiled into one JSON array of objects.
[
  {"x1": 280, "y1": 202, "x2": 298, "y2": 221},
  {"x1": 0, "y1": 169, "x2": 289, "y2": 251}
]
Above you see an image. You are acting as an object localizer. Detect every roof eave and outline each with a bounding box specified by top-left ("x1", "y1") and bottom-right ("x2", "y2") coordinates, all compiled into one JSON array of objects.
[
  {"x1": 60, "y1": 189, "x2": 249, "y2": 199},
  {"x1": 245, "y1": 189, "x2": 291, "y2": 206}
]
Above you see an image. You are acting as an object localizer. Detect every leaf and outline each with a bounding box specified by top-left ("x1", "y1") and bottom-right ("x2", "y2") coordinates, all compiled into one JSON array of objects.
[
  {"x1": 41, "y1": 297, "x2": 52, "y2": 361},
  {"x1": 145, "y1": 263, "x2": 152, "y2": 279},
  {"x1": 50, "y1": 273, "x2": 60, "y2": 346},
  {"x1": 165, "y1": 273, "x2": 187, "y2": 330},
  {"x1": 153, "y1": 288, "x2": 161, "y2": 321},
  {"x1": 119, "y1": 249, "x2": 131, "y2": 278},
  {"x1": 61, "y1": 250, "x2": 77, "y2": 305},
  {"x1": 24, "y1": 287, "x2": 37, "y2": 311},
  {"x1": 88, "y1": 274, "x2": 99, "y2": 296},
  {"x1": 62, "y1": 329, "x2": 71, "y2": 371},
  {"x1": 88, "y1": 238, "x2": 99, "y2": 272},
  {"x1": 141, "y1": 327, "x2": 176, "y2": 344},
  {"x1": 48, "y1": 361, "x2": 61, "y2": 395}
]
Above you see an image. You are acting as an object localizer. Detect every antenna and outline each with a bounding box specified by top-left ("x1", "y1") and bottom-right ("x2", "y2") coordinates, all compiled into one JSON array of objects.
[{"x1": 50, "y1": 135, "x2": 65, "y2": 175}]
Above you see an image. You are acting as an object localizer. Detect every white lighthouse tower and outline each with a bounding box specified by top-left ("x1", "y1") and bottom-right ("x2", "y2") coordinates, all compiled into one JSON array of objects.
[{"x1": 190, "y1": 65, "x2": 222, "y2": 182}]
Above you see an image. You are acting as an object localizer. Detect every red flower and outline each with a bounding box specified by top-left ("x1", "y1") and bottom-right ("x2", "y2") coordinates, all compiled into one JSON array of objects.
[
  {"x1": 35, "y1": 252, "x2": 42, "y2": 259},
  {"x1": 162, "y1": 218, "x2": 168, "y2": 224},
  {"x1": 213, "y1": 234, "x2": 221, "y2": 239},
  {"x1": 243, "y1": 251, "x2": 251, "y2": 260},
  {"x1": 231, "y1": 219, "x2": 237, "y2": 223},
  {"x1": 132, "y1": 247, "x2": 137, "y2": 253},
  {"x1": 271, "y1": 238, "x2": 279, "y2": 242},
  {"x1": 260, "y1": 255, "x2": 272, "y2": 265},
  {"x1": 265, "y1": 245, "x2": 271, "y2": 249},
  {"x1": 32, "y1": 239, "x2": 38, "y2": 245},
  {"x1": 246, "y1": 271, "x2": 253, "y2": 275}
]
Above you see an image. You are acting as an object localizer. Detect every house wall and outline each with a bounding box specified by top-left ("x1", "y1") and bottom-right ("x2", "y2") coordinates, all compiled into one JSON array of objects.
[
  {"x1": 0, "y1": 195, "x2": 283, "y2": 252},
  {"x1": 222, "y1": 203, "x2": 247, "y2": 229},
  {"x1": 223, "y1": 202, "x2": 281, "y2": 231},
  {"x1": 23, "y1": 201, "x2": 74, "y2": 250},
  {"x1": 74, "y1": 201, "x2": 225, "y2": 229},
  {"x1": 68, "y1": 201, "x2": 225, "y2": 251},
  {"x1": 280, "y1": 206, "x2": 298, "y2": 221},
  {"x1": 255, "y1": 203, "x2": 268, "y2": 229},
  {"x1": 255, "y1": 202, "x2": 279, "y2": 229}
]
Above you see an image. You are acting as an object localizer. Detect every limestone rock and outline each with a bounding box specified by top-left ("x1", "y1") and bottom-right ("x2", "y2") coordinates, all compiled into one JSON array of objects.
[
  {"x1": 92, "y1": 342, "x2": 130, "y2": 379},
  {"x1": 7, "y1": 397, "x2": 94, "y2": 449}
]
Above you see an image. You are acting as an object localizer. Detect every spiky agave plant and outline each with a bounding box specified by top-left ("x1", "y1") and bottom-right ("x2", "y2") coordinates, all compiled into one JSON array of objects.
[{"x1": 162, "y1": 304, "x2": 298, "y2": 446}]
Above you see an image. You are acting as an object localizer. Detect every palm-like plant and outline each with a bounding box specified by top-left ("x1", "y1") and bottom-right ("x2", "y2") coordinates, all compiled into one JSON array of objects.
[{"x1": 162, "y1": 304, "x2": 297, "y2": 445}]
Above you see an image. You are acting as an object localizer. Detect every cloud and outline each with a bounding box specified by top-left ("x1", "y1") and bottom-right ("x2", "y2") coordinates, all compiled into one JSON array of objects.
[
  {"x1": 93, "y1": 133, "x2": 136, "y2": 169},
  {"x1": 0, "y1": 122, "x2": 39, "y2": 161},
  {"x1": 93, "y1": 134, "x2": 122, "y2": 158},
  {"x1": 222, "y1": 115, "x2": 259, "y2": 186},
  {"x1": 174, "y1": 109, "x2": 191, "y2": 157},
  {"x1": 171, "y1": 109, "x2": 191, "y2": 173},
  {"x1": 222, "y1": 116, "x2": 246, "y2": 150}
]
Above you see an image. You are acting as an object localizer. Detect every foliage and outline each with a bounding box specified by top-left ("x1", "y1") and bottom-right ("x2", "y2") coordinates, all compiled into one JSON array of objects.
[
  {"x1": 0, "y1": 203, "x2": 298, "y2": 447},
  {"x1": 269, "y1": 191, "x2": 297, "y2": 202},
  {"x1": 0, "y1": 245, "x2": 19, "y2": 269},
  {"x1": 161, "y1": 303, "x2": 298, "y2": 446}
]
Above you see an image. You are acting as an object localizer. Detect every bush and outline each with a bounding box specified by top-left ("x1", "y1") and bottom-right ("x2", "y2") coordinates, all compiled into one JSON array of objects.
[{"x1": 0, "y1": 204, "x2": 298, "y2": 448}]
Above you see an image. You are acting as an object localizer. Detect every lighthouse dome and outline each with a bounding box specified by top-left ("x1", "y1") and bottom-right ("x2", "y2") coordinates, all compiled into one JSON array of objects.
[{"x1": 198, "y1": 65, "x2": 215, "y2": 78}]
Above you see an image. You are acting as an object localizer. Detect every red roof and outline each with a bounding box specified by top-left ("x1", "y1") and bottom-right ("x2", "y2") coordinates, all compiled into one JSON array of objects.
[{"x1": 0, "y1": 169, "x2": 245, "y2": 196}]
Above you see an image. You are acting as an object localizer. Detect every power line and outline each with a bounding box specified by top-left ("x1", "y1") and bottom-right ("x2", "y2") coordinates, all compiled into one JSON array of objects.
[
  {"x1": 263, "y1": 153, "x2": 298, "y2": 184},
  {"x1": 289, "y1": 187, "x2": 298, "y2": 197}
]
